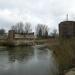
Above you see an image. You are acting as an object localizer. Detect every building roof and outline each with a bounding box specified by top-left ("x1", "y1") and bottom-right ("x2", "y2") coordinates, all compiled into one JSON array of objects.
[{"x1": 59, "y1": 21, "x2": 75, "y2": 25}]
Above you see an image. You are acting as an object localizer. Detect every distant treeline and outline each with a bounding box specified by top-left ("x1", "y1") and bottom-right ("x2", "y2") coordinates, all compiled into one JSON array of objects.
[{"x1": 0, "y1": 22, "x2": 58, "y2": 38}]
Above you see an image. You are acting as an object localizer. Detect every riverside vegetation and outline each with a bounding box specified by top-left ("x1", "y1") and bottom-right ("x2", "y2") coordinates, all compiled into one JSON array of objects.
[{"x1": 49, "y1": 38, "x2": 75, "y2": 75}]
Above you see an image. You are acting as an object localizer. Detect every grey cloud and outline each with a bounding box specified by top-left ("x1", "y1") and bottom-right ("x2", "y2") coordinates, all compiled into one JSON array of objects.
[
  {"x1": 0, "y1": 0, "x2": 75, "y2": 31},
  {"x1": 0, "y1": 18, "x2": 14, "y2": 31}
]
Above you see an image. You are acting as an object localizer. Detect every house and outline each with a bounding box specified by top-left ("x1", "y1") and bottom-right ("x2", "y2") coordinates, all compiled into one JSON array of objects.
[
  {"x1": 8, "y1": 30, "x2": 35, "y2": 40},
  {"x1": 59, "y1": 21, "x2": 75, "y2": 38},
  {"x1": 7, "y1": 30, "x2": 35, "y2": 46}
]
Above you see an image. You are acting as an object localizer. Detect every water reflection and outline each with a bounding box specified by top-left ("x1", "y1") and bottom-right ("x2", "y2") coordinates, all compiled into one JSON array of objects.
[
  {"x1": 0, "y1": 46, "x2": 58, "y2": 75},
  {"x1": 7, "y1": 47, "x2": 34, "y2": 63}
]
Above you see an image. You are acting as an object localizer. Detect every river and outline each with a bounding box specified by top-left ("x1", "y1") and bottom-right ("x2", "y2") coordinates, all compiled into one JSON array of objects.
[{"x1": 0, "y1": 46, "x2": 58, "y2": 75}]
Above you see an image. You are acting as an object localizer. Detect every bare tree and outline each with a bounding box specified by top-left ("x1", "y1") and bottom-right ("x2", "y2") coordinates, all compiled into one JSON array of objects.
[
  {"x1": 11, "y1": 25, "x2": 17, "y2": 32},
  {"x1": 11, "y1": 22, "x2": 24, "y2": 34},
  {"x1": 36, "y1": 24, "x2": 49, "y2": 38},
  {"x1": 24, "y1": 22, "x2": 32, "y2": 33},
  {"x1": 11, "y1": 22, "x2": 32, "y2": 34},
  {"x1": 43, "y1": 25, "x2": 48, "y2": 38},
  {"x1": 16, "y1": 22, "x2": 24, "y2": 33},
  {"x1": 51, "y1": 29, "x2": 57, "y2": 38},
  {"x1": 36, "y1": 24, "x2": 42, "y2": 37}
]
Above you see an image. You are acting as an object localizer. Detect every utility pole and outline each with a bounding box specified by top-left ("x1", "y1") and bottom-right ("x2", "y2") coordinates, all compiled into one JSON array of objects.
[{"x1": 66, "y1": 14, "x2": 68, "y2": 21}]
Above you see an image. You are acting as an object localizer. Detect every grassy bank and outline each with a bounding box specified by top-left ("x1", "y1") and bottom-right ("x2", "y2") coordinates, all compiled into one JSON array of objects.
[
  {"x1": 0, "y1": 41, "x2": 16, "y2": 47},
  {"x1": 48, "y1": 38, "x2": 75, "y2": 75},
  {"x1": 0, "y1": 40, "x2": 33, "y2": 47}
]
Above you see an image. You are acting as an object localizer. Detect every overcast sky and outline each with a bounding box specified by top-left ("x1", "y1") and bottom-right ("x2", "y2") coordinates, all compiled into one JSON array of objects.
[{"x1": 0, "y1": 0, "x2": 75, "y2": 32}]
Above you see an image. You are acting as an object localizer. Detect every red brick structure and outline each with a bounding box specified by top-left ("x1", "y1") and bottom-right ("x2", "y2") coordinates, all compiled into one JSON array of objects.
[{"x1": 59, "y1": 21, "x2": 75, "y2": 38}]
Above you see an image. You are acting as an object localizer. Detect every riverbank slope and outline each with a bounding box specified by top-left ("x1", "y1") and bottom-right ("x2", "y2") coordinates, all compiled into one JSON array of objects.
[{"x1": 47, "y1": 38, "x2": 75, "y2": 75}]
